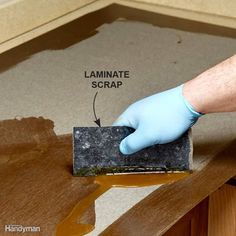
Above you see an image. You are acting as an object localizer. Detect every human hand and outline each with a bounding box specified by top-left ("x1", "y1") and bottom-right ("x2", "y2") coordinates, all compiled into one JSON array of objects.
[{"x1": 113, "y1": 85, "x2": 202, "y2": 155}]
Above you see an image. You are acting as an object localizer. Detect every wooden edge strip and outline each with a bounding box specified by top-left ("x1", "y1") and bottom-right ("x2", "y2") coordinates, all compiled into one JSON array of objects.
[
  {"x1": 0, "y1": 0, "x2": 113, "y2": 54},
  {"x1": 116, "y1": 0, "x2": 236, "y2": 29},
  {"x1": 100, "y1": 140, "x2": 236, "y2": 236},
  {"x1": 0, "y1": 0, "x2": 96, "y2": 42}
]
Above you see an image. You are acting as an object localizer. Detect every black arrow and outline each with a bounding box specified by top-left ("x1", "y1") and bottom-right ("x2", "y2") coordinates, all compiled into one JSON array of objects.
[{"x1": 93, "y1": 91, "x2": 101, "y2": 127}]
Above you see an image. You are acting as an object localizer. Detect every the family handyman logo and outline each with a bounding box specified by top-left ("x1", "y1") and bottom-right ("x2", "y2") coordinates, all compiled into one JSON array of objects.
[{"x1": 5, "y1": 224, "x2": 40, "y2": 233}]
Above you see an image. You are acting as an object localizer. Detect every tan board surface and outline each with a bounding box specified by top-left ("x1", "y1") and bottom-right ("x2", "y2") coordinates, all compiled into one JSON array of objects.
[
  {"x1": 2, "y1": 0, "x2": 236, "y2": 53},
  {"x1": 0, "y1": 5, "x2": 236, "y2": 235}
]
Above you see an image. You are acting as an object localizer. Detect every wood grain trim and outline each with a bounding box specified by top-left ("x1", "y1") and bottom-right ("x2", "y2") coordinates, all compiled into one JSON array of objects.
[{"x1": 101, "y1": 140, "x2": 236, "y2": 236}]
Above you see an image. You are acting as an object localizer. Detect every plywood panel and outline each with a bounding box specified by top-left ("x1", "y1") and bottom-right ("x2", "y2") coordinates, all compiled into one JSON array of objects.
[
  {"x1": 164, "y1": 198, "x2": 208, "y2": 236},
  {"x1": 209, "y1": 184, "x2": 236, "y2": 236},
  {"x1": 0, "y1": 118, "x2": 97, "y2": 236}
]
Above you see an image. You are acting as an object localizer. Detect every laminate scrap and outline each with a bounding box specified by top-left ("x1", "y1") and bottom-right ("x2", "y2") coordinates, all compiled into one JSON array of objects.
[{"x1": 73, "y1": 127, "x2": 193, "y2": 176}]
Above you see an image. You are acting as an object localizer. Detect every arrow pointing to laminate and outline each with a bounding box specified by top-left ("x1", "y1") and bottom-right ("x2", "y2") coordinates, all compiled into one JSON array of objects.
[{"x1": 93, "y1": 91, "x2": 101, "y2": 127}]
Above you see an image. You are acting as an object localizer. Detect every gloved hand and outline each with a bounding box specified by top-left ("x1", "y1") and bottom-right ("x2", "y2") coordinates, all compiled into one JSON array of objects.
[{"x1": 113, "y1": 85, "x2": 202, "y2": 155}]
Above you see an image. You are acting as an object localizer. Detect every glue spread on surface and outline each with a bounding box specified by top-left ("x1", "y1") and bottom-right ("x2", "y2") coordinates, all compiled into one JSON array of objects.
[{"x1": 56, "y1": 172, "x2": 189, "y2": 236}]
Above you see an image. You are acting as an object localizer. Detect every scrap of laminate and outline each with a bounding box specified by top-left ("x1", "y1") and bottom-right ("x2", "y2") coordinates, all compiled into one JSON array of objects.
[{"x1": 73, "y1": 127, "x2": 192, "y2": 176}]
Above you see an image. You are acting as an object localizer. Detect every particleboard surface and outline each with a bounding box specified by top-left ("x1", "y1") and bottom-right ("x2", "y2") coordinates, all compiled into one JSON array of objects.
[{"x1": 0, "y1": 7, "x2": 236, "y2": 235}]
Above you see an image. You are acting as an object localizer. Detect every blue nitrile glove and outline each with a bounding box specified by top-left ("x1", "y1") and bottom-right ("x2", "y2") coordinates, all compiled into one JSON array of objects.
[{"x1": 113, "y1": 84, "x2": 202, "y2": 155}]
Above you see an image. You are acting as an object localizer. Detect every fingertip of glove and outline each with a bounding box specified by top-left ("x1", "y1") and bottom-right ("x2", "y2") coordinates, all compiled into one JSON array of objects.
[{"x1": 119, "y1": 140, "x2": 132, "y2": 155}]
